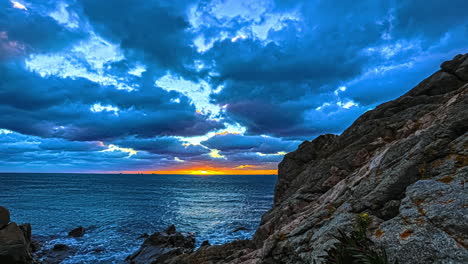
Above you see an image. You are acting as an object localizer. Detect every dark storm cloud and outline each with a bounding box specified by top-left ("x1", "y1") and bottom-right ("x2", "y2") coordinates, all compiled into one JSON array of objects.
[
  {"x1": 202, "y1": 133, "x2": 299, "y2": 154},
  {"x1": 203, "y1": 0, "x2": 468, "y2": 137},
  {"x1": 114, "y1": 136, "x2": 210, "y2": 157},
  {"x1": 79, "y1": 0, "x2": 196, "y2": 74},
  {"x1": 39, "y1": 138, "x2": 105, "y2": 152},
  {"x1": 0, "y1": 62, "x2": 222, "y2": 141},
  {"x1": 0, "y1": 1, "x2": 85, "y2": 60}
]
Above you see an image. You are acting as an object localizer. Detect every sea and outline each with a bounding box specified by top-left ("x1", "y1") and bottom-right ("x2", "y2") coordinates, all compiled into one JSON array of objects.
[{"x1": 0, "y1": 173, "x2": 277, "y2": 263}]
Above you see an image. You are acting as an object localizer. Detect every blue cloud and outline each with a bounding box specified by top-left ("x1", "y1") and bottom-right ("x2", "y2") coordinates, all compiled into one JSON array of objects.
[{"x1": 0, "y1": 0, "x2": 467, "y2": 172}]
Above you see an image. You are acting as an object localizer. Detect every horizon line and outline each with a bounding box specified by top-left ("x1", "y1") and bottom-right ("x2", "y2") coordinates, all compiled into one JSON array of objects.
[{"x1": 0, "y1": 172, "x2": 278, "y2": 175}]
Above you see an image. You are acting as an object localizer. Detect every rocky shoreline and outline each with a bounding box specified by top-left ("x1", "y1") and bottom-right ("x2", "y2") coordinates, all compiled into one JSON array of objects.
[{"x1": 1, "y1": 54, "x2": 467, "y2": 263}]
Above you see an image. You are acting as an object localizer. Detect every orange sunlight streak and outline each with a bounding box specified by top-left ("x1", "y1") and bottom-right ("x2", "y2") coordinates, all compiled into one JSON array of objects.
[{"x1": 123, "y1": 166, "x2": 277, "y2": 175}]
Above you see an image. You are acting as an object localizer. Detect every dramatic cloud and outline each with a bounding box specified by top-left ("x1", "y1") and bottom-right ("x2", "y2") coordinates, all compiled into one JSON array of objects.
[{"x1": 0, "y1": 0, "x2": 467, "y2": 173}]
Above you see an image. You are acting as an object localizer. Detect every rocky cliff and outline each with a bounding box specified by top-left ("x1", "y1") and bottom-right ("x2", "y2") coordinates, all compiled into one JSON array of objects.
[{"x1": 161, "y1": 54, "x2": 468, "y2": 263}]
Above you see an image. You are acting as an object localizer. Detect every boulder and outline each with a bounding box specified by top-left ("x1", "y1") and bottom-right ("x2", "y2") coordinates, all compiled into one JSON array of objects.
[
  {"x1": 127, "y1": 225, "x2": 195, "y2": 264},
  {"x1": 37, "y1": 244, "x2": 76, "y2": 264},
  {"x1": 165, "y1": 225, "x2": 177, "y2": 235},
  {"x1": 0, "y1": 206, "x2": 10, "y2": 229},
  {"x1": 0, "y1": 222, "x2": 33, "y2": 264},
  {"x1": 68, "y1": 226, "x2": 85, "y2": 238},
  {"x1": 200, "y1": 240, "x2": 211, "y2": 247},
  {"x1": 52, "y1": 244, "x2": 69, "y2": 251}
]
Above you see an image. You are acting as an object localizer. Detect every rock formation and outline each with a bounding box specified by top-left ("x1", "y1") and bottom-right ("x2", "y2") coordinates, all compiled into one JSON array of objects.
[
  {"x1": 159, "y1": 54, "x2": 468, "y2": 263},
  {"x1": 127, "y1": 225, "x2": 196, "y2": 264},
  {"x1": 0, "y1": 207, "x2": 34, "y2": 264},
  {"x1": 68, "y1": 226, "x2": 85, "y2": 238},
  {"x1": 0, "y1": 206, "x2": 10, "y2": 229}
]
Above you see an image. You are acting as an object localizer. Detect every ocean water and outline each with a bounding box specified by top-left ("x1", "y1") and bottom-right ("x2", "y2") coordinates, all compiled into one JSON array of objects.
[{"x1": 0, "y1": 173, "x2": 276, "y2": 263}]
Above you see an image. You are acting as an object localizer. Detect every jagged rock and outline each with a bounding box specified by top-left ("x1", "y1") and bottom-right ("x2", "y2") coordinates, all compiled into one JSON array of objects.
[
  {"x1": 165, "y1": 225, "x2": 176, "y2": 235},
  {"x1": 68, "y1": 226, "x2": 85, "y2": 238},
  {"x1": 0, "y1": 206, "x2": 10, "y2": 229},
  {"x1": 200, "y1": 240, "x2": 211, "y2": 247},
  {"x1": 0, "y1": 222, "x2": 33, "y2": 264},
  {"x1": 158, "y1": 54, "x2": 468, "y2": 264},
  {"x1": 52, "y1": 244, "x2": 69, "y2": 251},
  {"x1": 244, "y1": 53, "x2": 468, "y2": 264},
  {"x1": 37, "y1": 244, "x2": 76, "y2": 264},
  {"x1": 127, "y1": 225, "x2": 195, "y2": 264},
  {"x1": 169, "y1": 240, "x2": 255, "y2": 264},
  {"x1": 374, "y1": 179, "x2": 468, "y2": 263}
]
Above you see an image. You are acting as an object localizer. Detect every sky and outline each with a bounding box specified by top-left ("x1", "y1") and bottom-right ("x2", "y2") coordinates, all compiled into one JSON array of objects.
[{"x1": 0, "y1": 0, "x2": 467, "y2": 174}]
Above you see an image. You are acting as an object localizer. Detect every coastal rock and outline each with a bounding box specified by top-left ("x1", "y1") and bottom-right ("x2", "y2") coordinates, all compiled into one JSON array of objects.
[
  {"x1": 159, "y1": 54, "x2": 468, "y2": 263},
  {"x1": 52, "y1": 244, "x2": 69, "y2": 251},
  {"x1": 0, "y1": 206, "x2": 10, "y2": 229},
  {"x1": 68, "y1": 226, "x2": 85, "y2": 238},
  {"x1": 0, "y1": 221, "x2": 33, "y2": 264},
  {"x1": 127, "y1": 225, "x2": 195, "y2": 264},
  {"x1": 200, "y1": 240, "x2": 211, "y2": 247},
  {"x1": 169, "y1": 240, "x2": 255, "y2": 264},
  {"x1": 374, "y1": 179, "x2": 468, "y2": 263},
  {"x1": 37, "y1": 244, "x2": 76, "y2": 264}
]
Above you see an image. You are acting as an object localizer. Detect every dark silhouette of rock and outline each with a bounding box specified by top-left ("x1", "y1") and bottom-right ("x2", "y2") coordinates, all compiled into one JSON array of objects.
[
  {"x1": 0, "y1": 206, "x2": 10, "y2": 229},
  {"x1": 156, "y1": 54, "x2": 468, "y2": 263},
  {"x1": 37, "y1": 244, "x2": 76, "y2": 264},
  {"x1": 52, "y1": 244, "x2": 69, "y2": 251},
  {"x1": 127, "y1": 225, "x2": 195, "y2": 264},
  {"x1": 165, "y1": 224, "x2": 176, "y2": 234},
  {"x1": 68, "y1": 226, "x2": 85, "y2": 237},
  {"x1": 231, "y1": 227, "x2": 248, "y2": 233},
  {"x1": 0, "y1": 208, "x2": 34, "y2": 264},
  {"x1": 200, "y1": 240, "x2": 210, "y2": 247}
]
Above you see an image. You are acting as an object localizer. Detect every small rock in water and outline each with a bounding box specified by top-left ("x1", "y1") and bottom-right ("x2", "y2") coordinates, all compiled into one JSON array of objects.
[
  {"x1": 53, "y1": 244, "x2": 69, "y2": 251},
  {"x1": 165, "y1": 224, "x2": 176, "y2": 234},
  {"x1": 232, "y1": 227, "x2": 248, "y2": 233},
  {"x1": 0, "y1": 206, "x2": 10, "y2": 229},
  {"x1": 68, "y1": 226, "x2": 85, "y2": 237}
]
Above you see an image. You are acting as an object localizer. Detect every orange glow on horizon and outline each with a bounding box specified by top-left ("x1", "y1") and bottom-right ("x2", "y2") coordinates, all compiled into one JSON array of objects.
[{"x1": 122, "y1": 166, "x2": 277, "y2": 175}]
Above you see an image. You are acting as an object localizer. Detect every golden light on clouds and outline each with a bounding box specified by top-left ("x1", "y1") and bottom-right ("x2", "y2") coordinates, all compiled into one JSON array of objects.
[
  {"x1": 208, "y1": 149, "x2": 225, "y2": 159},
  {"x1": 235, "y1": 165, "x2": 256, "y2": 169},
  {"x1": 102, "y1": 144, "x2": 137, "y2": 157}
]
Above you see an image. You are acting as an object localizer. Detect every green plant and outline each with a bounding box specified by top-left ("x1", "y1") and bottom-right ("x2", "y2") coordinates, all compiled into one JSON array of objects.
[{"x1": 317, "y1": 213, "x2": 397, "y2": 264}]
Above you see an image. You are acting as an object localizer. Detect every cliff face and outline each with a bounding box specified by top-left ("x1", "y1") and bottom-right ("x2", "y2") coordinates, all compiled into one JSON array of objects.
[
  {"x1": 249, "y1": 53, "x2": 468, "y2": 264},
  {"x1": 146, "y1": 54, "x2": 468, "y2": 264}
]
